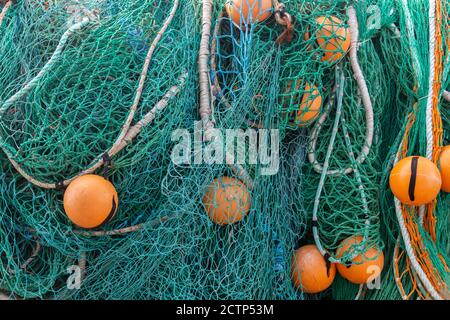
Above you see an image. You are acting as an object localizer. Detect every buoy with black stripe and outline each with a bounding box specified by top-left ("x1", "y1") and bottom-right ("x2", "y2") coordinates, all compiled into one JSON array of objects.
[
  {"x1": 63, "y1": 174, "x2": 119, "y2": 229},
  {"x1": 389, "y1": 156, "x2": 441, "y2": 206},
  {"x1": 291, "y1": 244, "x2": 336, "y2": 293}
]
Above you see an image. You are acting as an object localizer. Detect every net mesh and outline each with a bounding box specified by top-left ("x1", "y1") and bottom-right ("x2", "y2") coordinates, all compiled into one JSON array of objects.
[{"x1": 0, "y1": 0, "x2": 449, "y2": 300}]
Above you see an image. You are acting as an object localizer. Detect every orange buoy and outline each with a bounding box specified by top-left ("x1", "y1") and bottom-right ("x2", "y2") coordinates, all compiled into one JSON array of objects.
[
  {"x1": 389, "y1": 156, "x2": 442, "y2": 205},
  {"x1": 291, "y1": 244, "x2": 336, "y2": 293},
  {"x1": 336, "y1": 236, "x2": 384, "y2": 285},
  {"x1": 63, "y1": 174, "x2": 119, "y2": 229},
  {"x1": 305, "y1": 16, "x2": 350, "y2": 63},
  {"x1": 284, "y1": 80, "x2": 322, "y2": 127},
  {"x1": 225, "y1": 0, "x2": 272, "y2": 29},
  {"x1": 202, "y1": 176, "x2": 251, "y2": 225},
  {"x1": 439, "y1": 146, "x2": 450, "y2": 192}
]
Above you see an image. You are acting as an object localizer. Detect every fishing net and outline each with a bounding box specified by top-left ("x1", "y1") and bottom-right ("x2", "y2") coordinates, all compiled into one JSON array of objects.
[
  {"x1": 0, "y1": 0, "x2": 449, "y2": 301},
  {"x1": 0, "y1": 0, "x2": 197, "y2": 298},
  {"x1": 375, "y1": 0, "x2": 450, "y2": 300}
]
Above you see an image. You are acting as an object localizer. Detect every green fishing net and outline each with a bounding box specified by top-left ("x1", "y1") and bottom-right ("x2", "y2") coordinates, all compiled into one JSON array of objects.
[{"x1": 0, "y1": 0, "x2": 449, "y2": 300}]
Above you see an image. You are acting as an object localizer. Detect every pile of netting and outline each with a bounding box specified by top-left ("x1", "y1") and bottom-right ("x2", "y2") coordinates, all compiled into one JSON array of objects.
[
  {"x1": 0, "y1": 0, "x2": 449, "y2": 300},
  {"x1": 0, "y1": 0, "x2": 199, "y2": 298}
]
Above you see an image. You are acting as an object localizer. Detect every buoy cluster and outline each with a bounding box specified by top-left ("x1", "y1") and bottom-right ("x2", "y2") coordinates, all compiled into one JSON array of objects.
[
  {"x1": 291, "y1": 236, "x2": 384, "y2": 293},
  {"x1": 221, "y1": 2, "x2": 350, "y2": 128},
  {"x1": 285, "y1": 15, "x2": 349, "y2": 127},
  {"x1": 290, "y1": 145, "x2": 450, "y2": 294},
  {"x1": 58, "y1": 2, "x2": 450, "y2": 298}
]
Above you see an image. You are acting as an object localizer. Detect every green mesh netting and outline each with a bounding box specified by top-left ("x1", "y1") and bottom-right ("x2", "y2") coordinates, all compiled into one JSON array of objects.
[{"x1": 0, "y1": 0, "x2": 449, "y2": 300}]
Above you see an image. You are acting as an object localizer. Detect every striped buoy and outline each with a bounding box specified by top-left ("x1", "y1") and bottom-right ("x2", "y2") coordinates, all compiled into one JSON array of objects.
[
  {"x1": 63, "y1": 174, "x2": 119, "y2": 229},
  {"x1": 291, "y1": 244, "x2": 336, "y2": 293},
  {"x1": 389, "y1": 156, "x2": 441, "y2": 205}
]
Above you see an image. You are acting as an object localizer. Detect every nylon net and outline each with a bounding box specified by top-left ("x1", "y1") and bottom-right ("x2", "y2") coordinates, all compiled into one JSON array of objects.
[{"x1": 0, "y1": 0, "x2": 449, "y2": 300}]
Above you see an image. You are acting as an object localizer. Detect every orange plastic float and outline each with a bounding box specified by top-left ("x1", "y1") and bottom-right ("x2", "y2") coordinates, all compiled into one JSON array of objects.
[
  {"x1": 284, "y1": 80, "x2": 323, "y2": 127},
  {"x1": 202, "y1": 176, "x2": 251, "y2": 225},
  {"x1": 336, "y1": 235, "x2": 384, "y2": 285},
  {"x1": 63, "y1": 174, "x2": 119, "y2": 229},
  {"x1": 291, "y1": 244, "x2": 336, "y2": 293},
  {"x1": 439, "y1": 146, "x2": 450, "y2": 192},
  {"x1": 225, "y1": 0, "x2": 272, "y2": 29},
  {"x1": 305, "y1": 16, "x2": 350, "y2": 63},
  {"x1": 389, "y1": 156, "x2": 442, "y2": 205}
]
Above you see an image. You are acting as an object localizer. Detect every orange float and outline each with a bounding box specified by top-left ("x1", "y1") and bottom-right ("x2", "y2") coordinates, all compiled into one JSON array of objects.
[
  {"x1": 439, "y1": 146, "x2": 450, "y2": 193},
  {"x1": 305, "y1": 16, "x2": 350, "y2": 63},
  {"x1": 63, "y1": 174, "x2": 119, "y2": 229},
  {"x1": 225, "y1": 0, "x2": 272, "y2": 29},
  {"x1": 336, "y1": 236, "x2": 384, "y2": 285},
  {"x1": 291, "y1": 244, "x2": 336, "y2": 293},
  {"x1": 202, "y1": 176, "x2": 251, "y2": 225},
  {"x1": 284, "y1": 80, "x2": 322, "y2": 127},
  {"x1": 389, "y1": 156, "x2": 442, "y2": 205}
]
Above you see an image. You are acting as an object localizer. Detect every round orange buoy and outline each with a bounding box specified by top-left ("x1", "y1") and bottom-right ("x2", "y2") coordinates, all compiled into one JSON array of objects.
[
  {"x1": 389, "y1": 156, "x2": 442, "y2": 205},
  {"x1": 291, "y1": 244, "x2": 336, "y2": 293},
  {"x1": 336, "y1": 236, "x2": 384, "y2": 285},
  {"x1": 305, "y1": 16, "x2": 350, "y2": 63},
  {"x1": 225, "y1": 0, "x2": 272, "y2": 29},
  {"x1": 439, "y1": 146, "x2": 450, "y2": 193},
  {"x1": 63, "y1": 174, "x2": 119, "y2": 229},
  {"x1": 202, "y1": 176, "x2": 251, "y2": 225},
  {"x1": 284, "y1": 80, "x2": 322, "y2": 127}
]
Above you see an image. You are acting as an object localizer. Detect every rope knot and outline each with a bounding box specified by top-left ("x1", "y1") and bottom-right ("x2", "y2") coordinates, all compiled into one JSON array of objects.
[
  {"x1": 102, "y1": 152, "x2": 113, "y2": 178},
  {"x1": 274, "y1": 7, "x2": 294, "y2": 45},
  {"x1": 55, "y1": 180, "x2": 66, "y2": 191}
]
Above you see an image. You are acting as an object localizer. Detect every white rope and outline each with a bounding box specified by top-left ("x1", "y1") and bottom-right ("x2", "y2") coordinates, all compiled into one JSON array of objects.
[
  {"x1": 0, "y1": 1, "x2": 12, "y2": 33},
  {"x1": 0, "y1": 17, "x2": 92, "y2": 118},
  {"x1": 347, "y1": 7, "x2": 374, "y2": 167},
  {"x1": 426, "y1": 0, "x2": 436, "y2": 160},
  {"x1": 393, "y1": 197, "x2": 443, "y2": 300},
  {"x1": 443, "y1": 90, "x2": 450, "y2": 102},
  {"x1": 198, "y1": 0, "x2": 214, "y2": 140}
]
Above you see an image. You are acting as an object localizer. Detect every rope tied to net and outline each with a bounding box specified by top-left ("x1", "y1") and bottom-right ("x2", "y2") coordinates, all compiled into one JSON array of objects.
[{"x1": 273, "y1": 0, "x2": 294, "y2": 45}]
